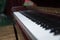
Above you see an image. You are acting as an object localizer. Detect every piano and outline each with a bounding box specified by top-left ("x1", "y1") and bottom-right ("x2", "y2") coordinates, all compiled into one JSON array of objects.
[{"x1": 13, "y1": 9, "x2": 60, "y2": 40}]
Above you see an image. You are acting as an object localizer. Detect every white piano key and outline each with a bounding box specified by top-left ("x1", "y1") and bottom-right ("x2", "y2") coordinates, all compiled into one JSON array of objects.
[{"x1": 13, "y1": 12, "x2": 60, "y2": 40}]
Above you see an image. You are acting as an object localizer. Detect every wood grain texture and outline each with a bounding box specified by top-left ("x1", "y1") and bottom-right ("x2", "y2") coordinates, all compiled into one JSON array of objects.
[{"x1": 0, "y1": 25, "x2": 16, "y2": 40}]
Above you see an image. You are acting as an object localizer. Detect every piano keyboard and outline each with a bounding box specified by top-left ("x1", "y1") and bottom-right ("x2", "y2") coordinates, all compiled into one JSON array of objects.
[
  {"x1": 13, "y1": 11, "x2": 60, "y2": 40},
  {"x1": 20, "y1": 10, "x2": 60, "y2": 35}
]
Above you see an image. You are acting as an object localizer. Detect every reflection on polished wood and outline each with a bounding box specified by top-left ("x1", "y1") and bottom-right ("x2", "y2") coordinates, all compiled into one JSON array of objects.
[{"x1": 26, "y1": 6, "x2": 60, "y2": 17}]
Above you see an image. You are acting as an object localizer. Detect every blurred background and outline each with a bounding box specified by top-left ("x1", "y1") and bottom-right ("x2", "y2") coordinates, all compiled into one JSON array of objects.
[{"x1": 0, "y1": 0, "x2": 60, "y2": 40}]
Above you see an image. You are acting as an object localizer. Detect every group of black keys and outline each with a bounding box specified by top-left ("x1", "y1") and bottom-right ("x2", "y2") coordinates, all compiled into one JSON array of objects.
[{"x1": 20, "y1": 10, "x2": 60, "y2": 35}]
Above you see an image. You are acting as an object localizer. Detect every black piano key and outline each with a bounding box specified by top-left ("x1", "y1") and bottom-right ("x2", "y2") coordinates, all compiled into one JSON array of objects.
[
  {"x1": 42, "y1": 24, "x2": 47, "y2": 28},
  {"x1": 35, "y1": 20, "x2": 41, "y2": 25},
  {"x1": 45, "y1": 26, "x2": 50, "y2": 30},
  {"x1": 54, "y1": 30, "x2": 60, "y2": 35},
  {"x1": 50, "y1": 28, "x2": 56, "y2": 33},
  {"x1": 41, "y1": 23, "x2": 44, "y2": 26}
]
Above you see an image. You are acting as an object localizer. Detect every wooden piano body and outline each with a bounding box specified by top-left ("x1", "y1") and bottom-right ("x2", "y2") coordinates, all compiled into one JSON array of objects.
[{"x1": 12, "y1": 6, "x2": 60, "y2": 40}]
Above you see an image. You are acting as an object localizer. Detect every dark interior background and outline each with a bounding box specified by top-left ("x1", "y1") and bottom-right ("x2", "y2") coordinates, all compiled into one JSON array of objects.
[{"x1": 31, "y1": 0, "x2": 60, "y2": 8}]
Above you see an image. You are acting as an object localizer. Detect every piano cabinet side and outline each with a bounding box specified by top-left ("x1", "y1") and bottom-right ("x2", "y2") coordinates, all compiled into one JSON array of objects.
[{"x1": 14, "y1": 20, "x2": 32, "y2": 40}]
